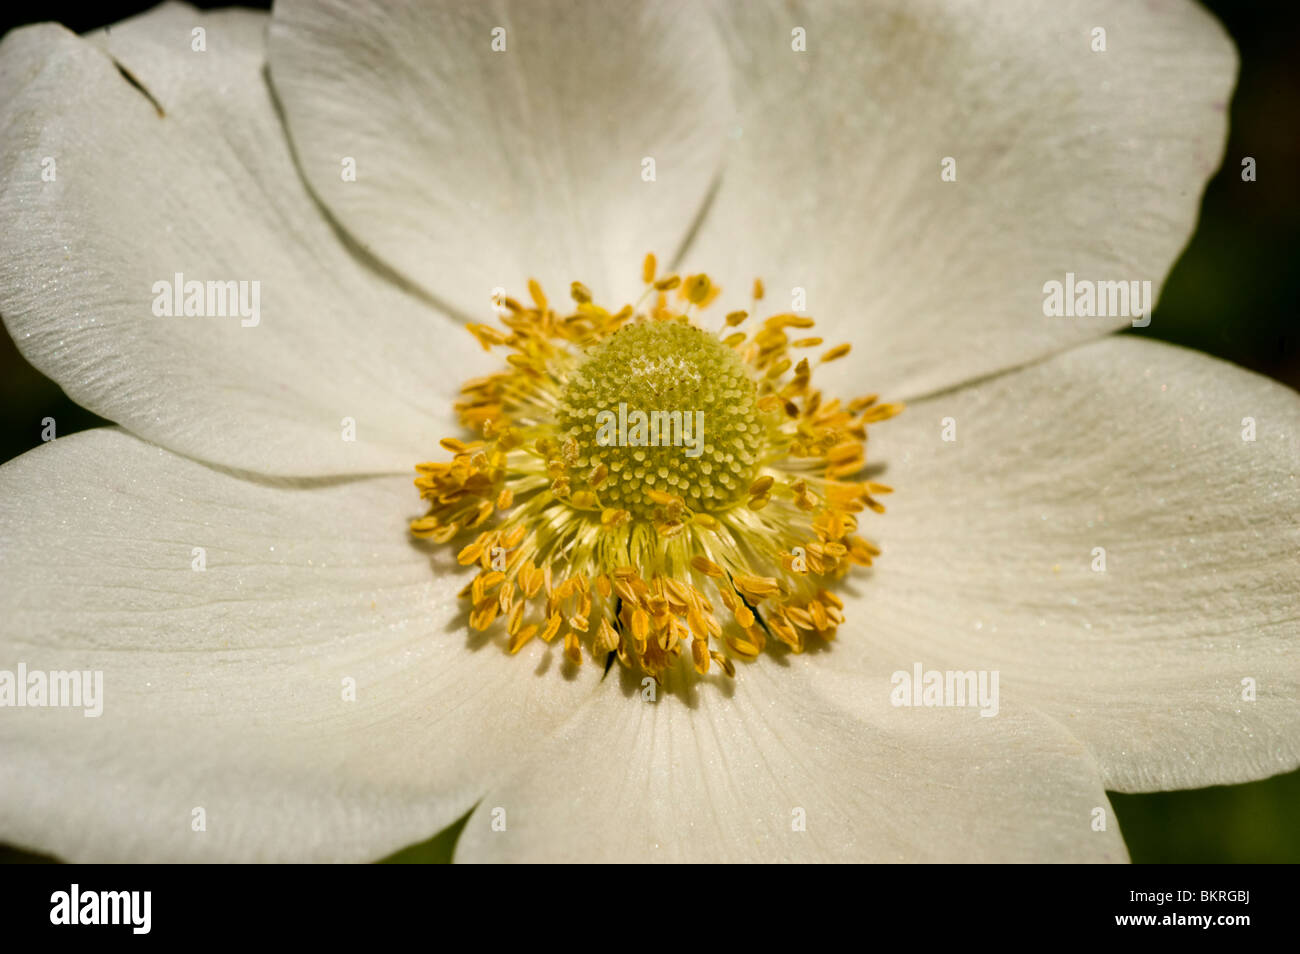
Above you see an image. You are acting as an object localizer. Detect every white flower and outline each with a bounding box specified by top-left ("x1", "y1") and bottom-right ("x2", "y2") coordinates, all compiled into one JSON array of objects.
[{"x1": 0, "y1": 0, "x2": 1294, "y2": 863}]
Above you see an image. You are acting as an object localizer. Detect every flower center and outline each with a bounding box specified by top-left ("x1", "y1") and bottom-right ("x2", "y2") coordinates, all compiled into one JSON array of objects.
[
  {"x1": 557, "y1": 321, "x2": 764, "y2": 519},
  {"x1": 410, "y1": 256, "x2": 904, "y2": 683}
]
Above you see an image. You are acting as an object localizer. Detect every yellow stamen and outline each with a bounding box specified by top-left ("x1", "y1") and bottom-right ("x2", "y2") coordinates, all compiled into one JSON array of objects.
[{"x1": 409, "y1": 257, "x2": 899, "y2": 684}]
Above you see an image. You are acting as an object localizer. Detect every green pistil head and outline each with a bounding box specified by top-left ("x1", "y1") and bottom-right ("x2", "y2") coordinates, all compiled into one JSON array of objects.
[{"x1": 558, "y1": 320, "x2": 765, "y2": 519}]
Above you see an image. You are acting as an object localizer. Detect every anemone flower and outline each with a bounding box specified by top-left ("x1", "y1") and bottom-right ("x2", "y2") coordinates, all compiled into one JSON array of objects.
[{"x1": 0, "y1": 0, "x2": 1295, "y2": 864}]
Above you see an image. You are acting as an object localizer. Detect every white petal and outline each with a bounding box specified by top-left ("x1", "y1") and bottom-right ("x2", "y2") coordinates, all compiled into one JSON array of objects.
[
  {"x1": 0, "y1": 5, "x2": 475, "y2": 477},
  {"x1": 686, "y1": 0, "x2": 1235, "y2": 400},
  {"x1": 455, "y1": 661, "x2": 1127, "y2": 862},
  {"x1": 0, "y1": 428, "x2": 602, "y2": 861},
  {"x1": 267, "y1": 0, "x2": 732, "y2": 316},
  {"x1": 823, "y1": 336, "x2": 1300, "y2": 792}
]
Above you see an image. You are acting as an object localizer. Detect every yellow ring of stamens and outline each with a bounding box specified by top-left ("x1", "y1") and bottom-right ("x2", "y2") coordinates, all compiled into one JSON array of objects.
[{"x1": 411, "y1": 255, "x2": 903, "y2": 683}]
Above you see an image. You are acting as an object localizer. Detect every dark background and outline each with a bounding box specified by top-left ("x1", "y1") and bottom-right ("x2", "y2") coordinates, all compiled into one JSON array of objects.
[{"x1": 0, "y1": 1, "x2": 1296, "y2": 863}]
